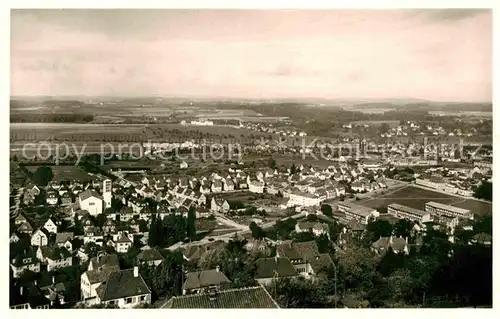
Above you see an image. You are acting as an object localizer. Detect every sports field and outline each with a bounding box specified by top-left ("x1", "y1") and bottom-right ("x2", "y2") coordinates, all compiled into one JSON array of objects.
[{"x1": 358, "y1": 185, "x2": 492, "y2": 216}]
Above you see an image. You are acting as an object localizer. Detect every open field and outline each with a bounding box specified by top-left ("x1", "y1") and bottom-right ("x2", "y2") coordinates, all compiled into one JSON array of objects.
[
  {"x1": 25, "y1": 165, "x2": 92, "y2": 182},
  {"x1": 358, "y1": 185, "x2": 492, "y2": 216}
]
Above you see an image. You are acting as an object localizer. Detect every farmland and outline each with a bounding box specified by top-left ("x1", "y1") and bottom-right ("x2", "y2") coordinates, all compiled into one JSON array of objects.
[{"x1": 358, "y1": 185, "x2": 492, "y2": 216}]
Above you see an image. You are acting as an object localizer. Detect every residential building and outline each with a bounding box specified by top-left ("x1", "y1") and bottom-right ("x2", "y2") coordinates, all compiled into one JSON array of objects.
[
  {"x1": 371, "y1": 236, "x2": 409, "y2": 255},
  {"x1": 425, "y1": 201, "x2": 473, "y2": 219},
  {"x1": 248, "y1": 180, "x2": 265, "y2": 193},
  {"x1": 36, "y1": 246, "x2": 72, "y2": 272},
  {"x1": 94, "y1": 267, "x2": 151, "y2": 308},
  {"x1": 10, "y1": 282, "x2": 50, "y2": 309},
  {"x1": 43, "y1": 218, "x2": 58, "y2": 234},
  {"x1": 182, "y1": 267, "x2": 232, "y2": 295},
  {"x1": 295, "y1": 222, "x2": 330, "y2": 238},
  {"x1": 387, "y1": 203, "x2": 432, "y2": 223},
  {"x1": 31, "y1": 228, "x2": 49, "y2": 247},
  {"x1": 137, "y1": 248, "x2": 164, "y2": 266},
  {"x1": 285, "y1": 191, "x2": 321, "y2": 207},
  {"x1": 254, "y1": 257, "x2": 298, "y2": 285},
  {"x1": 78, "y1": 190, "x2": 103, "y2": 216},
  {"x1": 338, "y1": 202, "x2": 380, "y2": 225},
  {"x1": 10, "y1": 250, "x2": 41, "y2": 278}
]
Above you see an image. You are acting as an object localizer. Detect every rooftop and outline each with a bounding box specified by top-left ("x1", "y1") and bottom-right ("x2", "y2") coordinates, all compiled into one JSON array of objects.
[
  {"x1": 183, "y1": 269, "x2": 231, "y2": 291},
  {"x1": 425, "y1": 201, "x2": 471, "y2": 215},
  {"x1": 162, "y1": 286, "x2": 279, "y2": 308},
  {"x1": 388, "y1": 203, "x2": 428, "y2": 217}
]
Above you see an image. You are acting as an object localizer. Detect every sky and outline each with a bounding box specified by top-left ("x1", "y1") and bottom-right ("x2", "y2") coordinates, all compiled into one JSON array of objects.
[{"x1": 10, "y1": 9, "x2": 492, "y2": 102}]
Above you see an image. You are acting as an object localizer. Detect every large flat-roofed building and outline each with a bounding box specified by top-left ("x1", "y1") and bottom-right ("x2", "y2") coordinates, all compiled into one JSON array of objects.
[
  {"x1": 425, "y1": 201, "x2": 473, "y2": 219},
  {"x1": 387, "y1": 203, "x2": 432, "y2": 223},
  {"x1": 338, "y1": 202, "x2": 379, "y2": 225}
]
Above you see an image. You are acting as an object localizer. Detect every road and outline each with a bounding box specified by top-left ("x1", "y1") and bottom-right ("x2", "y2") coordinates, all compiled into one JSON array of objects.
[{"x1": 166, "y1": 211, "x2": 307, "y2": 251}]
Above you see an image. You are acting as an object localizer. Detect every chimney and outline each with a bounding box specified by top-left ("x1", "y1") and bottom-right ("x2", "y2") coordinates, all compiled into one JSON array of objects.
[
  {"x1": 216, "y1": 265, "x2": 220, "y2": 273},
  {"x1": 133, "y1": 266, "x2": 139, "y2": 277},
  {"x1": 389, "y1": 235, "x2": 393, "y2": 244},
  {"x1": 52, "y1": 276, "x2": 55, "y2": 284}
]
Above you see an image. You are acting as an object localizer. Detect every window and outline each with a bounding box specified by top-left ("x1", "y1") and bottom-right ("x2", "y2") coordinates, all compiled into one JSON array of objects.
[
  {"x1": 125, "y1": 297, "x2": 133, "y2": 304},
  {"x1": 89, "y1": 202, "x2": 95, "y2": 206},
  {"x1": 140, "y1": 296, "x2": 145, "y2": 302}
]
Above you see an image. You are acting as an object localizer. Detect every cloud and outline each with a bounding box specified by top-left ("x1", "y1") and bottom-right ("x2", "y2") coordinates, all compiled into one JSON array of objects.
[
  {"x1": 10, "y1": 10, "x2": 492, "y2": 101},
  {"x1": 406, "y1": 9, "x2": 491, "y2": 24}
]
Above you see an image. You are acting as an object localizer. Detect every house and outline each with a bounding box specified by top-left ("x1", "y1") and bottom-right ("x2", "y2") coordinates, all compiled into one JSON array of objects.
[
  {"x1": 210, "y1": 197, "x2": 230, "y2": 213},
  {"x1": 31, "y1": 228, "x2": 50, "y2": 247},
  {"x1": 387, "y1": 203, "x2": 432, "y2": 224},
  {"x1": 285, "y1": 190, "x2": 321, "y2": 207},
  {"x1": 137, "y1": 248, "x2": 164, "y2": 266},
  {"x1": 17, "y1": 221, "x2": 34, "y2": 235},
  {"x1": 276, "y1": 240, "x2": 333, "y2": 279},
  {"x1": 103, "y1": 219, "x2": 117, "y2": 234},
  {"x1": 10, "y1": 282, "x2": 50, "y2": 309},
  {"x1": 244, "y1": 239, "x2": 272, "y2": 256},
  {"x1": 223, "y1": 179, "x2": 234, "y2": 191},
  {"x1": 470, "y1": 233, "x2": 492, "y2": 246},
  {"x1": 43, "y1": 218, "x2": 58, "y2": 234},
  {"x1": 248, "y1": 180, "x2": 265, "y2": 193},
  {"x1": 182, "y1": 241, "x2": 226, "y2": 264},
  {"x1": 38, "y1": 275, "x2": 67, "y2": 306},
  {"x1": 61, "y1": 192, "x2": 73, "y2": 206},
  {"x1": 10, "y1": 230, "x2": 21, "y2": 243},
  {"x1": 46, "y1": 190, "x2": 59, "y2": 205},
  {"x1": 55, "y1": 232, "x2": 74, "y2": 251},
  {"x1": 81, "y1": 254, "x2": 120, "y2": 300},
  {"x1": 371, "y1": 236, "x2": 409, "y2": 255},
  {"x1": 94, "y1": 267, "x2": 152, "y2": 308},
  {"x1": 78, "y1": 190, "x2": 103, "y2": 216},
  {"x1": 211, "y1": 180, "x2": 223, "y2": 193},
  {"x1": 180, "y1": 161, "x2": 188, "y2": 169},
  {"x1": 182, "y1": 267, "x2": 232, "y2": 295},
  {"x1": 14, "y1": 213, "x2": 28, "y2": 226},
  {"x1": 295, "y1": 222, "x2": 330, "y2": 238},
  {"x1": 36, "y1": 246, "x2": 72, "y2": 272},
  {"x1": 338, "y1": 202, "x2": 380, "y2": 225},
  {"x1": 83, "y1": 226, "x2": 104, "y2": 246},
  {"x1": 162, "y1": 286, "x2": 280, "y2": 308},
  {"x1": 254, "y1": 257, "x2": 298, "y2": 285},
  {"x1": 110, "y1": 233, "x2": 133, "y2": 253},
  {"x1": 10, "y1": 249, "x2": 41, "y2": 278}
]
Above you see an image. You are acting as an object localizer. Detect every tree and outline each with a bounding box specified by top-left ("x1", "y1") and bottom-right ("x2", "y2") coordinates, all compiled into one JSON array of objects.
[
  {"x1": 473, "y1": 181, "x2": 492, "y2": 201},
  {"x1": 366, "y1": 220, "x2": 393, "y2": 239},
  {"x1": 393, "y1": 219, "x2": 414, "y2": 238},
  {"x1": 31, "y1": 165, "x2": 53, "y2": 186},
  {"x1": 186, "y1": 206, "x2": 197, "y2": 239},
  {"x1": 320, "y1": 204, "x2": 333, "y2": 217},
  {"x1": 290, "y1": 163, "x2": 297, "y2": 175},
  {"x1": 249, "y1": 222, "x2": 265, "y2": 239},
  {"x1": 269, "y1": 158, "x2": 277, "y2": 169}
]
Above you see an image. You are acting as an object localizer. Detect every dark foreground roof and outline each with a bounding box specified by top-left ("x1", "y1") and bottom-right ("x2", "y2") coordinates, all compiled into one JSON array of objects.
[
  {"x1": 162, "y1": 286, "x2": 279, "y2": 308},
  {"x1": 10, "y1": 282, "x2": 50, "y2": 308},
  {"x1": 96, "y1": 269, "x2": 151, "y2": 301}
]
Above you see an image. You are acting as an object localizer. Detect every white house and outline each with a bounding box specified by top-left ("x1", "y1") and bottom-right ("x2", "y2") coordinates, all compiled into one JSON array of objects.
[
  {"x1": 36, "y1": 246, "x2": 72, "y2": 272},
  {"x1": 78, "y1": 190, "x2": 103, "y2": 216},
  {"x1": 249, "y1": 180, "x2": 265, "y2": 193},
  {"x1": 43, "y1": 218, "x2": 58, "y2": 234},
  {"x1": 31, "y1": 228, "x2": 49, "y2": 247},
  {"x1": 180, "y1": 161, "x2": 188, "y2": 169}
]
